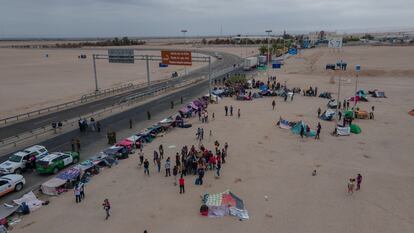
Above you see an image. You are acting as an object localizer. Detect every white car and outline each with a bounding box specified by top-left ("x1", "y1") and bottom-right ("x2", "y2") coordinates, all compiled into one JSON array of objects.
[
  {"x1": 0, "y1": 174, "x2": 26, "y2": 197},
  {"x1": 0, "y1": 145, "x2": 48, "y2": 174}
]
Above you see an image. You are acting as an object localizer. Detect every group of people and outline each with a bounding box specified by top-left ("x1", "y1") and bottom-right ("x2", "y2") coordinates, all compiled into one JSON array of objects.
[
  {"x1": 224, "y1": 105, "x2": 241, "y2": 118},
  {"x1": 347, "y1": 174, "x2": 363, "y2": 194},
  {"x1": 78, "y1": 117, "x2": 100, "y2": 133},
  {"x1": 138, "y1": 140, "x2": 229, "y2": 194},
  {"x1": 198, "y1": 109, "x2": 209, "y2": 123},
  {"x1": 73, "y1": 182, "x2": 85, "y2": 203}
]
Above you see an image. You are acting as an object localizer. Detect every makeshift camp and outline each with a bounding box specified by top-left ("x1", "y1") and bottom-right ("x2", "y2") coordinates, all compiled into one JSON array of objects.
[
  {"x1": 277, "y1": 118, "x2": 295, "y2": 130},
  {"x1": 13, "y1": 191, "x2": 43, "y2": 212},
  {"x1": 335, "y1": 125, "x2": 351, "y2": 136},
  {"x1": 320, "y1": 109, "x2": 336, "y2": 121},
  {"x1": 103, "y1": 146, "x2": 129, "y2": 159},
  {"x1": 348, "y1": 95, "x2": 368, "y2": 102},
  {"x1": 291, "y1": 121, "x2": 316, "y2": 137},
  {"x1": 201, "y1": 190, "x2": 249, "y2": 220},
  {"x1": 327, "y1": 99, "x2": 338, "y2": 109},
  {"x1": 41, "y1": 178, "x2": 67, "y2": 195},
  {"x1": 236, "y1": 94, "x2": 252, "y2": 101},
  {"x1": 356, "y1": 89, "x2": 368, "y2": 98},
  {"x1": 116, "y1": 139, "x2": 134, "y2": 151},
  {"x1": 350, "y1": 124, "x2": 361, "y2": 134}
]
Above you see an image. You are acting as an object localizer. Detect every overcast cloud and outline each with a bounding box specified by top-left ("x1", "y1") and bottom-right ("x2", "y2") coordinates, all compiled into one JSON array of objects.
[{"x1": 1, "y1": 0, "x2": 413, "y2": 38}]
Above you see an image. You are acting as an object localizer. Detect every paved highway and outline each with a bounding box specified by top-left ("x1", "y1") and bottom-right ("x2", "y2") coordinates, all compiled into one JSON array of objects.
[
  {"x1": 0, "y1": 51, "x2": 245, "y2": 203},
  {"x1": 0, "y1": 50, "x2": 242, "y2": 141}
]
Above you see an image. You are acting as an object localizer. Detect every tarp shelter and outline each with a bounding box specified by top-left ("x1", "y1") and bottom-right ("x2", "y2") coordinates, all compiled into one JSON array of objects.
[
  {"x1": 127, "y1": 135, "x2": 141, "y2": 143},
  {"x1": 372, "y1": 91, "x2": 386, "y2": 98},
  {"x1": 57, "y1": 167, "x2": 81, "y2": 181},
  {"x1": 356, "y1": 89, "x2": 368, "y2": 98},
  {"x1": 350, "y1": 124, "x2": 361, "y2": 134},
  {"x1": 336, "y1": 126, "x2": 351, "y2": 136},
  {"x1": 320, "y1": 109, "x2": 336, "y2": 121},
  {"x1": 41, "y1": 178, "x2": 66, "y2": 195},
  {"x1": 278, "y1": 119, "x2": 294, "y2": 130},
  {"x1": 319, "y1": 92, "x2": 332, "y2": 99},
  {"x1": 116, "y1": 139, "x2": 134, "y2": 150},
  {"x1": 201, "y1": 190, "x2": 249, "y2": 220},
  {"x1": 0, "y1": 205, "x2": 19, "y2": 221},
  {"x1": 291, "y1": 121, "x2": 316, "y2": 137},
  {"x1": 13, "y1": 191, "x2": 43, "y2": 212}
]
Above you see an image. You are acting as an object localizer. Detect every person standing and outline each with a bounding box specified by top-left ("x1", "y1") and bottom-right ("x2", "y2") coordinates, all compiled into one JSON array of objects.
[
  {"x1": 173, "y1": 165, "x2": 178, "y2": 185},
  {"x1": 96, "y1": 121, "x2": 101, "y2": 132},
  {"x1": 147, "y1": 111, "x2": 151, "y2": 120},
  {"x1": 129, "y1": 119, "x2": 133, "y2": 129},
  {"x1": 300, "y1": 125, "x2": 305, "y2": 138},
  {"x1": 356, "y1": 174, "x2": 362, "y2": 191},
  {"x1": 79, "y1": 182, "x2": 85, "y2": 200},
  {"x1": 102, "y1": 199, "x2": 111, "y2": 220},
  {"x1": 156, "y1": 157, "x2": 161, "y2": 173},
  {"x1": 272, "y1": 100, "x2": 276, "y2": 110},
  {"x1": 76, "y1": 138, "x2": 81, "y2": 152},
  {"x1": 159, "y1": 144, "x2": 164, "y2": 160},
  {"x1": 139, "y1": 150, "x2": 144, "y2": 167},
  {"x1": 315, "y1": 122, "x2": 321, "y2": 139},
  {"x1": 338, "y1": 111, "x2": 342, "y2": 121},
  {"x1": 74, "y1": 185, "x2": 81, "y2": 203},
  {"x1": 200, "y1": 128, "x2": 204, "y2": 140},
  {"x1": 165, "y1": 157, "x2": 171, "y2": 177},
  {"x1": 71, "y1": 139, "x2": 76, "y2": 152},
  {"x1": 284, "y1": 94, "x2": 288, "y2": 102},
  {"x1": 230, "y1": 105, "x2": 233, "y2": 116},
  {"x1": 153, "y1": 150, "x2": 159, "y2": 165},
  {"x1": 237, "y1": 108, "x2": 241, "y2": 118},
  {"x1": 143, "y1": 159, "x2": 150, "y2": 176},
  {"x1": 216, "y1": 158, "x2": 221, "y2": 177},
  {"x1": 348, "y1": 178, "x2": 355, "y2": 194},
  {"x1": 291, "y1": 93, "x2": 294, "y2": 102},
  {"x1": 179, "y1": 175, "x2": 185, "y2": 194},
  {"x1": 317, "y1": 108, "x2": 321, "y2": 118},
  {"x1": 224, "y1": 106, "x2": 228, "y2": 116}
]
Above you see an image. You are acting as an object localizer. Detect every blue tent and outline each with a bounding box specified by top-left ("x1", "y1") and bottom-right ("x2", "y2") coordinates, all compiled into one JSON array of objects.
[{"x1": 291, "y1": 121, "x2": 316, "y2": 137}]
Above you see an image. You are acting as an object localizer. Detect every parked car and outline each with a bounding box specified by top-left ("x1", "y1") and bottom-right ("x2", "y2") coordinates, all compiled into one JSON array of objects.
[
  {"x1": 0, "y1": 174, "x2": 26, "y2": 197},
  {"x1": 0, "y1": 145, "x2": 48, "y2": 175},
  {"x1": 36, "y1": 152, "x2": 80, "y2": 174}
]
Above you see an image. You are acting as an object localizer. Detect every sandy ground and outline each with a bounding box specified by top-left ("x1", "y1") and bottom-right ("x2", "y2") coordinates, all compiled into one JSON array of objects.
[
  {"x1": 10, "y1": 46, "x2": 414, "y2": 233},
  {"x1": 0, "y1": 44, "x2": 257, "y2": 119}
]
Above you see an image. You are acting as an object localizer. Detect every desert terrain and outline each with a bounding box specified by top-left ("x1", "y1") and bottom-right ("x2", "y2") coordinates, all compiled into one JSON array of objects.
[{"x1": 10, "y1": 46, "x2": 414, "y2": 233}]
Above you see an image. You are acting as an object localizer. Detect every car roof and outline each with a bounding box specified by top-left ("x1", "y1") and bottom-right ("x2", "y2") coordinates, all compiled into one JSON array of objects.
[
  {"x1": 11, "y1": 151, "x2": 28, "y2": 157},
  {"x1": 40, "y1": 152, "x2": 66, "y2": 161},
  {"x1": 24, "y1": 145, "x2": 46, "y2": 152}
]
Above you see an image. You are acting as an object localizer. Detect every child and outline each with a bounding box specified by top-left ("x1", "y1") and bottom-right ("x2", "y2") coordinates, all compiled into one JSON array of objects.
[{"x1": 179, "y1": 176, "x2": 185, "y2": 194}]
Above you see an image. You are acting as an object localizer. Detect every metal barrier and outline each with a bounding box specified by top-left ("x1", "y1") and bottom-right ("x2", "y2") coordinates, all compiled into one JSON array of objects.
[{"x1": 0, "y1": 65, "x2": 239, "y2": 150}]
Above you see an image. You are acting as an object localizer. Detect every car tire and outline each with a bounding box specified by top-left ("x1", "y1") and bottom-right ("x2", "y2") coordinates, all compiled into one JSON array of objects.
[
  {"x1": 15, "y1": 183, "x2": 23, "y2": 192},
  {"x1": 73, "y1": 157, "x2": 79, "y2": 164},
  {"x1": 53, "y1": 167, "x2": 59, "y2": 174},
  {"x1": 14, "y1": 168, "x2": 22, "y2": 174}
]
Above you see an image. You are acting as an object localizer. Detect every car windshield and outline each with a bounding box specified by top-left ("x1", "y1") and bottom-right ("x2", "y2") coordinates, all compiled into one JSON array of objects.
[{"x1": 9, "y1": 154, "x2": 22, "y2": 163}]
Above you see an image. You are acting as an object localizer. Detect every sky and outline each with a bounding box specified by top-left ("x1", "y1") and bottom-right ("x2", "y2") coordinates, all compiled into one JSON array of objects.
[{"x1": 1, "y1": 0, "x2": 414, "y2": 38}]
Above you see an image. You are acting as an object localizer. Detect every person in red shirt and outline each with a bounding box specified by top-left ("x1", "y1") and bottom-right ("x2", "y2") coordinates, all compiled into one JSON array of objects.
[{"x1": 179, "y1": 176, "x2": 185, "y2": 194}]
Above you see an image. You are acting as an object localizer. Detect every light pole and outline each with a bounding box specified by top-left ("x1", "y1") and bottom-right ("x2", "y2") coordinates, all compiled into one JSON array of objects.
[
  {"x1": 354, "y1": 64, "x2": 361, "y2": 107},
  {"x1": 265, "y1": 30, "x2": 272, "y2": 78},
  {"x1": 181, "y1": 29, "x2": 188, "y2": 75}
]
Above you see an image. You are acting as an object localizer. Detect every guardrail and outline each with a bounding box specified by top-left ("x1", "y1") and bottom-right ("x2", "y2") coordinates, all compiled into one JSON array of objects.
[{"x1": 0, "y1": 65, "x2": 240, "y2": 150}]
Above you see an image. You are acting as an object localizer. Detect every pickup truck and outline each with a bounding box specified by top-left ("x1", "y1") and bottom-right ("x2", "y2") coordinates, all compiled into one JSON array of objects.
[{"x1": 0, "y1": 145, "x2": 48, "y2": 174}]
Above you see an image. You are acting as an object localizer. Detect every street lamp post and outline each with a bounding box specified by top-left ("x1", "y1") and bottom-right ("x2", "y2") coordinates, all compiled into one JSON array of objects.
[
  {"x1": 181, "y1": 29, "x2": 188, "y2": 75},
  {"x1": 354, "y1": 64, "x2": 361, "y2": 107},
  {"x1": 265, "y1": 30, "x2": 272, "y2": 78}
]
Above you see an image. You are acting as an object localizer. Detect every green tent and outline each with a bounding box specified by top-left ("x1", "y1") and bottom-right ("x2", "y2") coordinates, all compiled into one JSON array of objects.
[
  {"x1": 344, "y1": 110, "x2": 354, "y2": 119},
  {"x1": 350, "y1": 124, "x2": 361, "y2": 134},
  {"x1": 291, "y1": 121, "x2": 316, "y2": 137}
]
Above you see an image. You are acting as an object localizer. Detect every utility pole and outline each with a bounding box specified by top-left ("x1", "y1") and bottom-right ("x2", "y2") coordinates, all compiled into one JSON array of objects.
[
  {"x1": 265, "y1": 30, "x2": 272, "y2": 78},
  {"x1": 181, "y1": 29, "x2": 188, "y2": 76},
  {"x1": 92, "y1": 54, "x2": 99, "y2": 92},
  {"x1": 145, "y1": 55, "x2": 151, "y2": 90},
  {"x1": 208, "y1": 56, "x2": 212, "y2": 98},
  {"x1": 354, "y1": 64, "x2": 361, "y2": 107}
]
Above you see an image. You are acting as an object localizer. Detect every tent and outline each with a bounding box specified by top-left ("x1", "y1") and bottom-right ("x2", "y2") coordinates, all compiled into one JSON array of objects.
[
  {"x1": 350, "y1": 124, "x2": 361, "y2": 134},
  {"x1": 201, "y1": 190, "x2": 249, "y2": 220},
  {"x1": 0, "y1": 205, "x2": 19, "y2": 221},
  {"x1": 57, "y1": 167, "x2": 81, "y2": 181},
  {"x1": 336, "y1": 126, "x2": 351, "y2": 136},
  {"x1": 277, "y1": 119, "x2": 295, "y2": 130},
  {"x1": 319, "y1": 92, "x2": 332, "y2": 99},
  {"x1": 356, "y1": 89, "x2": 368, "y2": 98},
  {"x1": 320, "y1": 109, "x2": 336, "y2": 121},
  {"x1": 372, "y1": 91, "x2": 386, "y2": 98},
  {"x1": 41, "y1": 178, "x2": 67, "y2": 195},
  {"x1": 291, "y1": 121, "x2": 316, "y2": 137},
  {"x1": 13, "y1": 191, "x2": 43, "y2": 212}
]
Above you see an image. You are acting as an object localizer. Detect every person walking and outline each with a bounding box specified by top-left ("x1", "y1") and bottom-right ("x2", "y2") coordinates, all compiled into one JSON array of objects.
[
  {"x1": 348, "y1": 178, "x2": 355, "y2": 194},
  {"x1": 230, "y1": 105, "x2": 233, "y2": 116},
  {"x1": 143, "y1": 159, "x2": 150, "y2": 176},
  {"x1": 153, "y1": 150, "x2": 159, "y2": 165},
  {"x1": 356, "y1": 174, "x2": 363, "y2": 191},
  {"x1": 216, "y1": 158, "x2": 221, "y2": 177},
  {"x1": 317, "y1": 107, "x2": 321, "y2": 118},
  {"x1": 96, "y1": 121, "x2": 101, "y2": 132},
  {"x1": 71, "y1": 139, "x2": 76, "y2": 152},
  {"x1": 102, "y1": 199, "x2": 111, "y2": 220},
  {"x1": 147, "y1": 111, "x2": 151, "y2": 120},
  {"x1": 224, "y1": 106, "x2": 228, "y2": 116},
  {"x1": 79, "y1": 182, "x2": 85, "y2": 200},
  {"x1": 315, "y1": 122, "x2": 321, "y2": 139},
  {"x1": 165, "y1": 157, "x2": 171, "y2": 177},
  {"x1": 237, "y1": 108, "x2": 241, "y2": 118},
  {"x1": 272, "y1": 100, "x2": 276, "y2": 110},
  {"x1": 291, "y1": 93, "x2": 294, "y2": 102},
  {"x1": 338, "y1": 111, "x2": 342, "y2": 121},
  {"x1": 74, "y1": 185, "x2": 81, "y2": 203},
  {"x1": 284, "y1": 94, "x2": 288, "y2": 102},
  {"x1": 179, "y1": 175, "x2": 185, "y2": 194}
]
